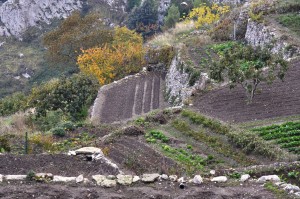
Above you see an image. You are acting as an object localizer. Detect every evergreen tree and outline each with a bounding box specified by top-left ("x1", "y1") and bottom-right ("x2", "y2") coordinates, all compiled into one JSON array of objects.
[{"x1": 164, "y1": 4, "x2": 180, "y2": 28}]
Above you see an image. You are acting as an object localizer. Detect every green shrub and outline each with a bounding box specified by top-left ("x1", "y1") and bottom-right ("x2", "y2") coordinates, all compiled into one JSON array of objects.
[
  {"x1": 0, "y1": 136, "x2": 11, "y2": 152},
  {"x1": 0, "y1": 92, "x2": 27, "y2": 116},
  {"x1": 189, "y1": 70, "x2": 200, "y2": 86},
  {"x1": 52, "y1": 127, "x2": 66, "y2": 137}
]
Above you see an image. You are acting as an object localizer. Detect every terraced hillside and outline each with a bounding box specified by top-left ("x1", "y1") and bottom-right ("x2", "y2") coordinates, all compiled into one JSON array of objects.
[
  {"x1": 192, "y1": 59, "x2": 300, "y2": 123},
  {"x1": 91, "y1": 72, "x2": 168, "y2": 124}
]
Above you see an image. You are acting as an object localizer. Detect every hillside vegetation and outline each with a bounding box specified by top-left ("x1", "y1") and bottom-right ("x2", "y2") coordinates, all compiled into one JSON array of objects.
[{"x1": 0, "y1": 0, "x2": 299, "y2": 198}]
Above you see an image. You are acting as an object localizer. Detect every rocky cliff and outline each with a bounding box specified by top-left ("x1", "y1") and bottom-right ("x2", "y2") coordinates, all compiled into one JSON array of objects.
[
  {"x1": 0, "y1": 0, "x2": 84, "y2": 38},
  {"x1": 245, "y1": 20, "x2": 300, "y2": 60}
]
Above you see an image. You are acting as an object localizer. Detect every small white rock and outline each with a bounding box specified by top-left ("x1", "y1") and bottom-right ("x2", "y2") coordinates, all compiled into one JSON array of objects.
[
  {"x1": 5, "y1": 175, "x2": 27, "y2": 181},
  {"x1": 177, "y1": 177, "x2": 185, "y2": 183},
  {"x1": 0, "y1": 174, "x2": 3, "y2": 183},
  {"x1": 257, "y1": 175, "x2": 280, "y2": 183},
  {"x1": 240, "y1": 174, "x2": 251, "y2": 182},
  {"x1": 294, "y1": 192, "x2": 300, "y2": 196},
  {"x1": 211, "y1": 176, "x2": 228, "y2": 183},
  {"x1": 92, "y1": 175, "x2": 106, "y2": 185},
  {"x1": 76, "y1": 175, "x2": 84, "y2": 183},
  {"x1": 282, "y1": 184, "x2": 300, "y2": 192},
  {"x1": 141, "y1": 173, "x2": 160, "y2": 182},
  {"x1": 116, "y1": 174, "x2": 133, "y2": 185},
  {"x1": 169, "y1": 175, "x2": 178, "y2": 182},
  {"x1": 160, "y1": 174, "x2": 169, "y2": 180},
  {"x1": 53, "y1": 176, "x2": 76, "y2": 183},
  {"x1": 106, "y1": 175, "x2": 116, "y2": 180},
  {"x1": 68, "y1": 151, "x2": 76, "y2": 156},
  {"x1": 75, "y1": 147, "x2": 103, "y2": 155},
  {"x1": 101, "y1": 179, "x2": 117, "y2": 188},
  {"x1": 132, "y1": 176, "x2": 140, "y2": 183},
  {"x1": 193, "y1": 175, "x2": 203, "y2": 184},
  {"x1": 210, "y1": 170, "x2": 216, "y2": 175}
]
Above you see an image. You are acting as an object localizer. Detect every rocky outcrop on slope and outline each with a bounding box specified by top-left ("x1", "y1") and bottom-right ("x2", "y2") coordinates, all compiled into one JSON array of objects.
[
  {"x1": 165, "y1": 55, "x2": 208, "y2": 106},
  {"x1": 0, "y1": 0, "x2": 83, "y2": 38},
  {"x1": 245, "y1": 20, "x2": 300, "y2": 59}
]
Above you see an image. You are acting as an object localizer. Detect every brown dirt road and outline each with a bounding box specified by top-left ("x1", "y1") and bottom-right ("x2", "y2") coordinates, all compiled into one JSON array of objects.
[{"x1": 0, "y1": 182, "x2": 279, "y2": 199}]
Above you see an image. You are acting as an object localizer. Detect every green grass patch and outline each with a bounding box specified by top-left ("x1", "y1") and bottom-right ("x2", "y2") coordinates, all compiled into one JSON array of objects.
[
  {"x1": 181, "y1": 110, "x2": 294, "y2": 160},
  {"x1": 277, "y1": 13, "x2": 300, "y2": 36}
]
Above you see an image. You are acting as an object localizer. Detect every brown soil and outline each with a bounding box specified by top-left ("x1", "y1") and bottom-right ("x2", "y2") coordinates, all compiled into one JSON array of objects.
[
  {"x1": 0, "y1": 154, "x2": 119, "y2": 177},
  {"x1": 98, "y1": 136, "x2": 181, "y2": 175},
  {"x1": 192, "y1": 60, "x2": 300, "y2": 123},
  {"x1": 0, "y1": 182, "x2": 280, "y2": 199}
]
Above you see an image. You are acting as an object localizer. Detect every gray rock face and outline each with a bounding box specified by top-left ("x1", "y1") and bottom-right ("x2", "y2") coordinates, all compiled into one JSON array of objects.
[
  {"x1": 0, "y1": 0, "x2": 83, "y2": 38},
  {"x1": 245, "y1": 20, "x2": 300, "y2": 60},
  {"x1": 165, "y1": 55, "x2": 208, "y2": 106}
]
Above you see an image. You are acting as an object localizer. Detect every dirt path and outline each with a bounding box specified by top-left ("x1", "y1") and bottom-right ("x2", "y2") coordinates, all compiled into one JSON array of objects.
[
  {"x1": 192, "y1": 60, "x2": 300, "y2": 123},
  {"x1": 91, "y1": 72, "x2": 167, "y2": 124},
  {"x1": 0, "y1": 182, "x2": 280, "y2": 199},
  {"x1": 0, "y1": 154, "x2": 118, "y2": 177}
]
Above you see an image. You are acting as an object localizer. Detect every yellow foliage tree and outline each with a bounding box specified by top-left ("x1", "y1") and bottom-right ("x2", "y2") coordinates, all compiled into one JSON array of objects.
[
  {"x1": 77, "y1": 27, "x2": 145, "y2": 85},
  {"x1": 185, "y1": 4, "x2": 230, "y2": 29}
]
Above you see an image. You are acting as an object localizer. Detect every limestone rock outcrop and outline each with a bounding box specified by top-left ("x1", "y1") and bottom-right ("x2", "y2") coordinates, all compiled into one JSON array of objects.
[{"x1": 0, "y1": 0, "x2": 83, "y2": 38}]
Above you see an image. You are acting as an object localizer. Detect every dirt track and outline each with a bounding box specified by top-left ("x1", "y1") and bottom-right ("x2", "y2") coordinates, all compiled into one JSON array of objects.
[
  {"x1": 0, "y1": 182, "x2": 279, "y2": 199},
  {"x1": 193, "y1": 60, "x2": 300, "y2": 123},
  {"x1": 0, "y1": 154, "x2": 118, "y2": 177}
]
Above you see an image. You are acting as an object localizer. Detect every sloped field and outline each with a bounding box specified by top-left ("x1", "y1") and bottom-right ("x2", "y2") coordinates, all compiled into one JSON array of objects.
[
  {"x1": 193, "y1": 60, "x2": 300, "y2": 123},
  {"x1": 91, "y1": 72, "x2": 167, "y2": 124}
]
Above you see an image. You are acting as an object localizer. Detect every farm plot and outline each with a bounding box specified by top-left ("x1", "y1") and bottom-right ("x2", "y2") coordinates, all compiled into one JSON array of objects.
[{"x1": 252, "y1": 121, "x2": 300, "y2": 154}]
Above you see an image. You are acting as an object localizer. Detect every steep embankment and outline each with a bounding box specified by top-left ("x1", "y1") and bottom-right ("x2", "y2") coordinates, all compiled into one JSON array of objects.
[
  {"x1": 193, "y1": 59, "x2": 300, "y2": 123},
  {"x1": 91, "y1": 72, "x2": 167, "y2": 124}
]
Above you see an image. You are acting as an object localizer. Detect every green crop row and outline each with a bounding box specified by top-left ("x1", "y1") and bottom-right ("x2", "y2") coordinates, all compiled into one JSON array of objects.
[
  {"x1": 276, "y1": 136, "x2": 300, "y2": 144},
  {"x1": 262, "y1": 129, "x2": 300, "y2": 140}
]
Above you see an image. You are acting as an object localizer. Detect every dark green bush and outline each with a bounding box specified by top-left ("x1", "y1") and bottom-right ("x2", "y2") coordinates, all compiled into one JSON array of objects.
[
  {"x1": 0, "y1": 136, "x2": 11, "y2": 152},
  {"x1": 52, "y1": 127, "x2": 66, "y2": 137},
  {"x1": 0, "y1": 92, "x2": 27, "y2": 116}
]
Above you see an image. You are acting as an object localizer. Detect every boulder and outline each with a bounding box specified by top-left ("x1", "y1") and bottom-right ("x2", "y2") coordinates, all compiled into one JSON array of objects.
[
  {"x1": 295, "y1": 192, "x2": 300, "y2": 196},
  {"x1": 117, "y1": 174, "x2": 133, "y2": 185},
  {"x1": 133, "y1": 176, "x2": 140, "y2": 183},
  {"x1": 282, "y1": 184, "x2": 300, "y2": 192},
  {"x1": 101, "y1": 179, "x2": 117, "y2": 188},
  {"x1": 76, "y1": 175, "x2": 84, "y2": 183},
  {"x1": 169, "y1": 175, "x2": 178, "y2": 182},
  {"x1": 257, "y1": 175, "x2": 280, "y2": 183},
  {"x1": 5, "y1": 175, "x2": 26, "y2": 181},
  {"x1": 240, "y1": 174, "x2": 251, "y2": 182},
  {"x1": 53, "y1": 176, "x2": 76, "y2": 183},
  {"x1": 92, "y1": 175, "x2": 106, "y2": 185},
  {"x1": 193, "y1": 175, "x2": 203, "y2": 184},
  {"x1": 141, "y1": 173, "x2": 160, "y2": 183},
  {"x1": 75, "y1": 147, "x2": 103, "y2": 155},
  {"x1": 211, "y1": 176, "x2": 228, "y2": 183}
]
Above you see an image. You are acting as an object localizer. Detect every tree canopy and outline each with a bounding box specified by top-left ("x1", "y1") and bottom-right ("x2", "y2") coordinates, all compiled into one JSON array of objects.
[
  {"x1": 43, "y1": 11, "x2": 113, "y2": 65},
  {"x1": 77, "y1": 27, "x2": 145, "y2": 85},
  {"x1": 210, "y1": 42, "x2": 288, "y2": 103}
]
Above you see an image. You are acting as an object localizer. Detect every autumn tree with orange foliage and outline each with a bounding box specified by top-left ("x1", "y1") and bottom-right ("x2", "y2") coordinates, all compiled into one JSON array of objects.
[{"x1": 77, "y1": 27, "x2": 145, "y2": 85}]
